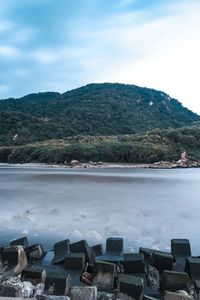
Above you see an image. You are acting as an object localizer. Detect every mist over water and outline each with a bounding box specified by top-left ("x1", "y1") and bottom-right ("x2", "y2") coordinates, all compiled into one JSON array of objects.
[{"x1": 0, "y1": 165, "x2": 199, "y2": 254}]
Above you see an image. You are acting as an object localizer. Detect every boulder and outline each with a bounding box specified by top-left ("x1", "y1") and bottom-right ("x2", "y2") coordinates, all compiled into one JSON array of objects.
[
  {"x1": 0, "y1": 276, "x2": 35, "y2": 297},
  {"x1": 69, "y1": 286, "x2": 97, "y2": 300}
]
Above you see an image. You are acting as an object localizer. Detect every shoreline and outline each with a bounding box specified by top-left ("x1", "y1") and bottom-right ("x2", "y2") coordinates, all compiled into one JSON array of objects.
[{"x1": 1, "y1": 159, "x2": 200, "y2": 169}]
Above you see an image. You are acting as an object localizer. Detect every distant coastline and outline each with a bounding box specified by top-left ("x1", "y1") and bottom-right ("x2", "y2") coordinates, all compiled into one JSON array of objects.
[{"x1": 1, "y1": 159, "x2": 200, "y2": 169}]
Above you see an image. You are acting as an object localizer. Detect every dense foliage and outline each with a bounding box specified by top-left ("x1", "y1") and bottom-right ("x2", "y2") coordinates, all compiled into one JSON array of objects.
[
  {"x1": 0, "y1": 83, "x2": 199, "y2": 146},
  {"x1": 1, "y1": 127, "x2": 200, "y2": 164}
]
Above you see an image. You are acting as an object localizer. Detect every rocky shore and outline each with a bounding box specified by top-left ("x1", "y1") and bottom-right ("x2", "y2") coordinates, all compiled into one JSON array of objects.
[
  {"x1": 68, "y1": 159, "x2": 200, "y2": 169},
  {"x1": 0, "y1": 236, "x2": 199, "y2": 300}
]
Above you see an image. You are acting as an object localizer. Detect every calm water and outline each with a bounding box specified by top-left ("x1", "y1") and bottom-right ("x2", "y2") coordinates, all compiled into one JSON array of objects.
[{"x1": 0, "y1": 164, "x2": 199, "y2": 254}]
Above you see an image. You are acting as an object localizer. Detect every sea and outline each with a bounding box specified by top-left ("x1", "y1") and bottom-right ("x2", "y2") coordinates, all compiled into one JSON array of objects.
[{"x1": 0, "y1": 164, "x2": 199, "y2": 254}]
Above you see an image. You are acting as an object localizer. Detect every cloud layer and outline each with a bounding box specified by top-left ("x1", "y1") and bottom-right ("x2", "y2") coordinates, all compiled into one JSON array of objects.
[{"x1": 0, "y1": 0, "x2": 200, "y2": 113}]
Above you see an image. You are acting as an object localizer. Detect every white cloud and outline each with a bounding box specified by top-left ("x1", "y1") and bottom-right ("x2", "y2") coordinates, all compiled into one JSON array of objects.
[{"x1": 0, "y1": 45, "x2": 19, "y2": 58}]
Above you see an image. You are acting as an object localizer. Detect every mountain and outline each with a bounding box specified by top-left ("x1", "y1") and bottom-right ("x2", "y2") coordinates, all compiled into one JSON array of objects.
[{"x1": 0, "y1": 83, "x2": 199, "y2": 146}]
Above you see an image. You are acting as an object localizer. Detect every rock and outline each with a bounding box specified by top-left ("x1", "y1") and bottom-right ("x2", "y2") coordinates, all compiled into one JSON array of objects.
[
  {"x1": 51, "y1": 239, "x2": 70, "y2": 264},
  {"x1": 0, "y1": 276, "x2": 35, "y2": 297},
  {"x1": 70, "y1": 160, "x2": 79, "y2": 167},
  {"x1": 117, "y1": 274, "x2": 144, "y2": 300},
  {"x1": 69, "y1": 286, "x2": 97, "y2": 300},
  {"x1": 2, "y1": 246, "x2": 28, "y2": 276},
  {"x1": 96, "y1": 237, "x2": 124, "y2": 263},
  {"x1": 34, "y1": 283, "x2": 45, "y2": 297},
  {"x1": 21, "y1": 267, "x2": 46, "y2": 285},
  {"x1": 152, "y1": 251, "x2": 173, "y2": 272},
  {"x1": 92, "y1": 261, "x2": 116, "y2": 292},
  {"x1": 171, "y1": 239, "x2": 191, "y2": 262},
  {"x1": 26, "y1": 244, "x2": 46, "y2": 261},
  {"x1": 123, "y1": 253, "x2": 145, "y2": 274},
  {"x1": 164, "y1": 291, "x2": 193, "y2": 300},
  {"x1": 92, "y1": 244, "x2": 103, "y2": 257},
  {"x1": 70, "y1": 240, "x2": 94, "y2": 264},
  {"x1": 146, "y1": 265, "x2": 160, "y2": 290},
  {"x1": 98, "y1": 292, "x2": 114, "y2": 299},
  {"x1": 10, "y1": 237, "x2": 29, "y2": 247},
  {"x1": 161, "y1": 270, "x2": 189, "y2": 292}
]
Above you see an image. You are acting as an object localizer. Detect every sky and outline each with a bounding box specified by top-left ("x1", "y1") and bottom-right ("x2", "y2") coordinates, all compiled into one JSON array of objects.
[{"x1": 0, "y1": 0, "x2": 200, "y2": 114}]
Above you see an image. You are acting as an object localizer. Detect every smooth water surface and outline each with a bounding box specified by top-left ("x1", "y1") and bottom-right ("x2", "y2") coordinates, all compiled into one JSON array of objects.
[{"x1": 0, "y1": 165, "x2": 199, "y2": 253}]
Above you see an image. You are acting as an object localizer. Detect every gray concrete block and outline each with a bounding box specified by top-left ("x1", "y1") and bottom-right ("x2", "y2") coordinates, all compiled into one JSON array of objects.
[
  {"x1": 69, "y1": 286, "x2": 97, "y2": 300},
  {"x1": 21, "y1": 267, "x2": 46, "y2": 285},
  {"x1": 70, "y1": 240, "x2": 94, "y2": 264},
  {"x1": 171, "y1": 239, "x2": 191, "y2": 261},
  {"x1": 123, "y1": 253, "x2": 145, "y2": 274},
  {"x1": 92, "y1": 261, "x2": 116, "y2": 292},
  {"x1": 118, "y1": 274, "x2": 143, "y2": 300},
  {"x1": 52, "y1": 240, "x2": 70, "y2": 265},
  {"x1": 152, "y1": 251, "x2": 173, "y2": 272},
  {"x1": 96, "y1": 238, "x2": 124, "y2": 263},
  {"x1": 10, "y1": 237, "x2": 29, "y2": 247},
  {"x1": 162, "y1": 270, "x2": 189, "y2": 292}
]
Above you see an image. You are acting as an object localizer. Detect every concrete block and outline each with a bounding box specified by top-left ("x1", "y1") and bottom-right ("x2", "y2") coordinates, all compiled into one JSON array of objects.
[
  {"x1": 2, "y1": 246, "x2": 28, "y2": 276},
  {"x1": 164, "y1": 291, "x2": 193, "y2": 300},
  {"x1": 92, "y1": 244, "x2": 103, "y2": 257},
  {"x1": 92, "y1": 261, "x2": 116, "y2": 292},
  {"x1": 70, "y1": 240, "x2": 94, "y2": 264},
  {"x1": 162, "y1": 270, "x2": 189, "y2": 292},
  {"x1": 51, "y1": 239, "x2": 70, "y2": 264},
  {"x1": 21, "y1": 267, "x2": 46, "y2": 285},
  {"x1": 123, "y1": 253, "x2": 145, "y2": 274},
  {"x1": 171, "y1": 239, "x2": 191, "y2": 261},
  {"x1": 139, "y1": 248, "x2": 153, "y2": 260},
  {"x1": 26, "y1": 244, "x2": 46, "y2": 260},
  {"x1": 152, "y1": 251, "x2": 173, "y2": 272},
  {"x1": 69, "y1": 286, "x2": 97, "y2": 300},
  {"x1": 185, "y1": 257, "x2": 200, "y2": 280},
  {"x1": 96, "y1": 237, "x2": 124, "y2": 263},
  {"x1": 37, "y1": 296, "x2": 70, "y2": 300},
  {"x1": 64, "y1": 253, "x2": 85, "y2": 270},
  {"x1": 118, "y1": 274, "x2": 143, "y2": 300},
  {"x1": 44, "y1": 272, "x2": 70, "y2": 296},
  {"x1": 10, "y1": 237, "x2": 29, "y2": 247}
]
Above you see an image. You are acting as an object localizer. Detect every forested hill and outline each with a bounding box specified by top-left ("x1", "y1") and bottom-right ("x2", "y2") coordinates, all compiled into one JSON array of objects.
[{"x1": 0, "y1": 83, "x2": 199, "y2": 146}]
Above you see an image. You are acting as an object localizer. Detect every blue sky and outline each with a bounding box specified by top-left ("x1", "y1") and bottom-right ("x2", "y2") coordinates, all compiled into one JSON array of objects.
[{"x1": 0, "y1": 0, "x2": 200, "y2": 113}]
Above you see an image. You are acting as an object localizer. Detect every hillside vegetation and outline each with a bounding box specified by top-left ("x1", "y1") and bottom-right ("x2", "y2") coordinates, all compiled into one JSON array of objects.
[
  {"x1": 1, "y1": 127, "x2": 200, "y2": 164},
  {"x1": 0, "y1": 83, "x2": 199, "y2": 146}
]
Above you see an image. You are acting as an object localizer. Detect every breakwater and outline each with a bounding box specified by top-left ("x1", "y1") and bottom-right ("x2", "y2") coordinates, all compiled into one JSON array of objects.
[{"x1": 0, "y1": 236, "x2": 199, "y2": 300}]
